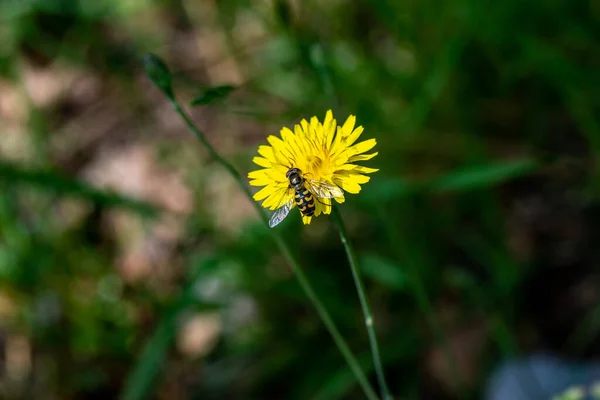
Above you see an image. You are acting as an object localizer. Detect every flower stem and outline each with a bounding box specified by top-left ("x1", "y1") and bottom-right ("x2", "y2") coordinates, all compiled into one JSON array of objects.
[
  {"x1": 331, "y1": 206, "x2": 392, "y2": 400},
  {"x1": 168, "y1": 99, "x2": 379, "y2": 400}
]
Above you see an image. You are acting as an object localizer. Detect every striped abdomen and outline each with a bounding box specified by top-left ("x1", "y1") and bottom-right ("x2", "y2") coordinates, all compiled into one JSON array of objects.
[{"x1": 294, "y1": 185, "x2": 315, "y2": 216}]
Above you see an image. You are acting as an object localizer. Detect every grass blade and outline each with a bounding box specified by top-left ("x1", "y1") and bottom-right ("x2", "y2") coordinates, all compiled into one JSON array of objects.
[
  {"x1": 0, "y1": 161, "x2": 160, "y2": 217},
  {"x1": 120, "y1": 257, "x2": 219, "y2": 400}
]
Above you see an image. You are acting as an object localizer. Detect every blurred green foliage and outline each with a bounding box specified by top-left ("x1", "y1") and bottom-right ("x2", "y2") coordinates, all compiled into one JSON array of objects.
[{"x1": 1, "y1": 0, "x2": 600, "y2": 399}]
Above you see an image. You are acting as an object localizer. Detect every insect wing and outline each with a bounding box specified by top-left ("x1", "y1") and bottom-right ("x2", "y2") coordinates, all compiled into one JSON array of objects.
[
  {"x1": 269, "y1": 198, "x2": 294, "y2": 228},
  {"x1": 306, "y1": 179, "x2": 344, "y2": 199}
]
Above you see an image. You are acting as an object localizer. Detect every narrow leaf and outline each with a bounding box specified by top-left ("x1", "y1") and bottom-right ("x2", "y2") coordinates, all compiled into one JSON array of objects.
[
  {"x1": 430, "y1": 159, "x2": 537, "y2": 192},
  {"x1": 0, "y1": 161, "x2": 160, "y2": 217},
  {"x1": 189, "y1": 85, "x2": 236, "y2": 106},
  {"x1": 120, "y1": 257, "x2": 220, "y2": 400}
]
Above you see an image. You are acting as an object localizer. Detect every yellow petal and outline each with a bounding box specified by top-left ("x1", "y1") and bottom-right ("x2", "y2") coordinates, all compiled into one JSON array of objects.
[
  {"x1": 314, "y1": 200, "x2": 322, "y2": 217},
  {"x1": 293, "y1": 124, "x2": 310, "y2": 154},
  {"x1": 265, "y1": 167, "x2": 287, "y2": 182},
  {"x1": 329, "y1": 126, "x2": 345, "y2": 155},
  {"x1": 280, "y1": 126, "x2": 294, "y2": 138},
  {"x1": 335, "y1": 163, "x2": 359, "y2": 171},
  {"x1": 325, "y1": 117, "x2": 336, "y2": 148},
  {"x1": 354, "y1": 166, "x2": 379, "y2": 174},
  {"x1": 323, "y1": 110, "x2": 336, "y2": 147},
  {"x1": 258, "y1": 145, "x2": 275, "y2": 162},
  {"x1": 280, "y1": 127, "x2": 304, "y2": 160},
  {"x1": 333, "y1": 152, "x2": 349, "y2": 167},
  {"x1": 302, "y1": 215, "x2": 312, "y2": 225},
  {"x1": 334, "y1": 177, "x2": 361, "y2": 194},
  {"x1": 277, "y1": 193, "x2": 294, "y2": 208},
  {"x1": 341, "y1": 115, "x2": 356, "y2": 138},
  {"x1": 349, "y1": 173, "x2": 370, "y2": 184},
  {"x1": 272, "y1": 147, "x2": 292, "y2": 168},
  {"x1": 324, "y1": 110, "x2": 333, "y2": 125},
  {"x1": 253, "y1": 185, "x2": 277, "y2": 201},
  {"x1": 300, "y1": 119, "x2": 310, "y2": 139},
  {"x1": 262, "y1": 189, "x2": 282, "y2": 208},
  {"x1": 335, "y1": 163, "x2": 377, "y2": 174},
  {"x1": 350, "y1": 138, "x2": 376, "y2": 155},
  {"x1": 315, "y1": 197, "x2": 331, "y2": 216},
  {"x1": 346, "y1": 126, "x2": 364, "y2": 146},
  {"x1": 267, "y1": 135, "x2": 286, "y2": 152},
  {"x1": 334, "y1": 195, "x2": 345, "y2": 204},
  {"x1": 252, "y1": 157, "x2": 271, "y2": 168},
  {"x1": 310, "y1": 116, "x2": 319, "y2": 132},
  {"x1": 314, "y1": 120, "x2": 328, "y2": 149},
  {"x1": 263, "y1": 197, "x2": 282, "y2": 210},
  {"x1": 261, "y1": 196, "x2": 277, "y2": 209},
  {"x1": 248, "y1": 169, "x2": 269, "y2": 179},
  {"x1": 322, "y1": 197, "x2": 333, "y2": 214},
  {"x1": 249, "y1": 177, "x2": 270, "y2": 186},
  {"x1": 264, "y1": 191, "x2": 292, "y2": 210},
  {"x1": 273, "y1": 162, "x2": 289, "y2": 175},
  {"x1": 349, "y1": 152, "x2": 378, "y2": 162}
]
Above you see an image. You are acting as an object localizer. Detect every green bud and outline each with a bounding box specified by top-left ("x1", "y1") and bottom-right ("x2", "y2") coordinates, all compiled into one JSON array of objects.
[{"x1": 142, "y1": 54, "x2": 174, "y2": 99}]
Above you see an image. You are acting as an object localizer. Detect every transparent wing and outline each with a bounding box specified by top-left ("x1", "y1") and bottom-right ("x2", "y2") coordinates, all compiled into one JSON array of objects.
[
  {"x1": 305, "y1": 179, "x2": 344, "y2": 199},
  {"x1": 269, "y1": 198, "x2": 294, "y2": 228},
  {"x1": 267, "y1": 185, "x2": 293, "y2": 209}
]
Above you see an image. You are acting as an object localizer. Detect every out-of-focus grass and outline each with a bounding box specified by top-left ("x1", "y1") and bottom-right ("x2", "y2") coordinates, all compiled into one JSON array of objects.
[
  {"x1": 0, "y1": 161, "x2": 160, "y2": 217},
  {"x1": 0, "y1": 0, "x2": 599, "y2": 399}
]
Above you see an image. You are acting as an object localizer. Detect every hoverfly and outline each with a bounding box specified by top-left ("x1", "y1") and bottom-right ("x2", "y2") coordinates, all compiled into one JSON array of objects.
[{"x1": 268, "y1": 167, "x2": 344, "y2": 228}]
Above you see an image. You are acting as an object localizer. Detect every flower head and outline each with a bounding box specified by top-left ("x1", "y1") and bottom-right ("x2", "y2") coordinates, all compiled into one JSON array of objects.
[{"x1": 248, "y1": 110, "x2": 378, "y2": 225}]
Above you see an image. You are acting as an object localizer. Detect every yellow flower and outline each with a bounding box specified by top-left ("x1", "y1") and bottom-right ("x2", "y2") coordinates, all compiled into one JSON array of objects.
[{"x1": 248, "y1": 110, "x2": 378, "y2": 226}]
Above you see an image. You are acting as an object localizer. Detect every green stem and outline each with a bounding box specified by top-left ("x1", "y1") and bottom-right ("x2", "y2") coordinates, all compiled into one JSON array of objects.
[
  {"x1": 169, "y1": 99, "x2": 379, "y2": 400},
  {"x1": 331, "y1": 206, "x2": 392, "y2": 400}
]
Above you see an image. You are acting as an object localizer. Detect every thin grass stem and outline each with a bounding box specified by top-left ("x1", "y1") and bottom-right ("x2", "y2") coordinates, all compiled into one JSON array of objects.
[
  {"x1": 168, "y1": 99, "x2": 379, "y2": 400},
  {"x1": 331, "y1": 206, "x2": 392, "y2": 400}
]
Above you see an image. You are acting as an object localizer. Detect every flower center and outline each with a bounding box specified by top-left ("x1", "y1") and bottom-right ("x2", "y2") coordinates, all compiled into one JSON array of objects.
[{"x1": 307, "y1": 155, "x2": 323, "y2": 175}]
